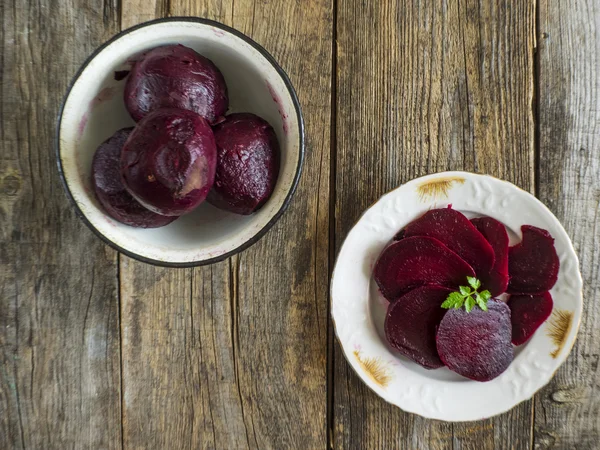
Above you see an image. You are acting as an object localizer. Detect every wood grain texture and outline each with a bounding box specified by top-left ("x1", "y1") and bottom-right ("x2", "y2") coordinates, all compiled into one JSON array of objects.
[
  {"x1": 5, "y1": 0, "x2": 599, "y2": 447},
  {"x1": 535, "y1": 1, "x2": 600, "y2": 448},
  {"x1": 0, "y1": 0, "x2": 121, "y2": 449},
  {"x1": 333, "y1": 0, "x2": 535, "y2": 448},
  {"x1": 119, "y1": 0, "x2": 331, "y2": 448},
  {"x1": 211, "y1": 0, "x2": 332, "y2": 446},
  {"x1": 119, "y1": 4, "x2": 233, "y2": 449}
]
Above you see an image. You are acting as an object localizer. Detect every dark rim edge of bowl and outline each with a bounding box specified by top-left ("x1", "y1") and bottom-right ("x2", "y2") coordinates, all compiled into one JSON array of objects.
[{"x1": 55, "y1": 16, "x2": 305, "y2": 268}]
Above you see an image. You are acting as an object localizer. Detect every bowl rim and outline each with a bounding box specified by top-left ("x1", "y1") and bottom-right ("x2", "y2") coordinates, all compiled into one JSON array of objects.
[{"x1": 55, "y1": 16, "x2": 305, "y2": 267}]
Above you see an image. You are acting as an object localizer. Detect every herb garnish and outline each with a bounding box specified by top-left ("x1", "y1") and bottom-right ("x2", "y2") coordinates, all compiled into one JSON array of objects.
[{"x1": 441, "y1": 276, "x2": 492, "y2": 313}]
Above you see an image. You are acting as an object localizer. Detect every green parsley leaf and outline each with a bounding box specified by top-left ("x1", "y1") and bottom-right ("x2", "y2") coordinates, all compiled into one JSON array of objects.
[
  {"x1": 441, "y1": 277, "x2": 491, "y2": 313},
  {"x1": 466, "y1": 276, "x2": 481, "y2": 290},
  {"x1": 475, "y1": 294, "x2": 488, "y2": 311},
  {"x1": 441, "y1": 292, "x2": 464, "y2": 309},
  {"x1": 465, "y1": 296, "x2": 476, "y2": 312}
]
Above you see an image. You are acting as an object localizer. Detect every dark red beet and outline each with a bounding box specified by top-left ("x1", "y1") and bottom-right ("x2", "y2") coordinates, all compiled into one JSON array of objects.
[
  {"x1": 436, "y1": 299, "x2": 513, "y2": 381},
  {"x1": 125, "y1": 44, "x2": 228, "y2": 123},
  {"x1": 121, "y1": 108, "x2": 217, "y2": 216},
  {"x1": 404, "y1": 208, "x2": 496, "y2": 278},
  {"x1": 471, "y1": 217, "x2": 510, "y2": 296},
  {"x1": 507, "y1": 225, "x2": 559, "y2": 294},
  {"x1": 374, "y1": 236, "x2": 476, "y2": 301},
  {"x1": 385, "y1": 286, "x2": 451, "y2": 369},
  {"x1": 207, "y1": 113, "x2": 280, "y2": 215},
  {"x1": 92, "y1": 128, "x2": 177, "y2": 228},
  {"x1": 508, "y1": 292, "x2": 554, "y2": 345}
]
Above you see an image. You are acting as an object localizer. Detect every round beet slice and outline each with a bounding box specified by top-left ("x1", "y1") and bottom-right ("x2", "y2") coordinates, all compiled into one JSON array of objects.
[
  {"x1": 436, "y1": 299, "x2": 513, "y2": 382},
  {"x1": 92, "y1": 128, "x2": 177, "y2": 228},
  {"x1": 121, "y1": 108, "x2": 217, "y2": 216},
  {"x1": 125, "y1": 44, "x2": 228, "y2": 123},
  {"x1": 404, "y1": 208, "x2": 496, "y2": 278},
  {"x1": 207, "y1": 113, "x2": 280, "y2": 215},
  {"x1": 508, "y1": 292, "x2": 554, "y2": 345},
  {"x1": 507, "y1": 225, "x2": 559, "y2": 294},
  {"x1": 471, "y1": 217, "x2": 509, "y2": 296},
  {"x1": 385, "y1": 285, "x2": 452, "y2": 369},
  {"x1": 374, "y1": 236, "x2": 476, "y2": 301}
]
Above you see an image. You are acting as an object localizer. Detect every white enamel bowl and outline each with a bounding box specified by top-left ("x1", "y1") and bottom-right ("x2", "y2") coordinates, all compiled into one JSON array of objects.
[
  {"x1": 331, "y1": 172, "x2": 583, "y2": 421},
  {"x1": 57, "y1": 18, "x2": 303, "y2": 267}
]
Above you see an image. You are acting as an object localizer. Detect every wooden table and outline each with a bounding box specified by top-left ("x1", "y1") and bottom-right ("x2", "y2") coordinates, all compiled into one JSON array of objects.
[{"x1": 2, "y1": 0, "x2": 599, "y2": 448}]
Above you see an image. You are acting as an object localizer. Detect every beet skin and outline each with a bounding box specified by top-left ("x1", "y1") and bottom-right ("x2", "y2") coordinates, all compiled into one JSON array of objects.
[
  {"x1": 508, "y1": 292, "x2": 554, "y2": 345},
  {"x1": 208, "y1": 113, "x2": 280, "y2": 215},
  {"x1": 404, "y1": 208, "x2": 495, "y2": 278},
  {"x1": 125, "y1": 44, "x2": 228, "y2": 123},
  {"x1": 471, "y1": 216, "x2": 510, "y2": 296},
  {"x1": 507, "y1": 225, "x2": 560, "y2": 294},
  {"x1": 92, "y1": 128, "x2": 177, "y2": 228},
  {"x1": 385, "y1": 285, "x2": 451, "y2": 369},
  {"x1": 121, "y1": 108, "x2": 217, "y2": 216},
  {"x1": 374, "y1": 236, "x2": 476, "y2": 301},
  {"x1": 436, "y1": 299, "x2": 513, "y2": 382}
]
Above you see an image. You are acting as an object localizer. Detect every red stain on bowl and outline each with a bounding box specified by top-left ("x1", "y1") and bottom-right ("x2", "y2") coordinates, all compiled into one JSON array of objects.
[
  {"x1": 77, "y1": 87, "x2": 117, "y2": 138},
  {"x1": 78, "y1": 113, "x2": 89, "y2": 136},
  {"x1": 266, "y1": 81, "x2": 289, "y2": 134},
  {"x1": 213, "y1": 28, "x2": 225, "y2": 37}
]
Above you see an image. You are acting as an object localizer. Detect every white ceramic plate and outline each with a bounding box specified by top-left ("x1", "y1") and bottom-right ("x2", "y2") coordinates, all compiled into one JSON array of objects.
[
  {"x1": 57, "y1": 18, "x2": 303, "y2": 266},
  {"x1": 331, "y1": 171, "x2": 583, "y2": 421}
]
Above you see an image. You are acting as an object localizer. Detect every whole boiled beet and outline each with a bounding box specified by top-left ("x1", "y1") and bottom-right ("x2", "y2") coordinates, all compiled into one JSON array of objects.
[
  {"x1": 121, "y1": 108, "x2": 217, "y2": 216},
  {"x1": 208, "y1": 113, "x2": 280, "y2": 215},
  {"x1": 92, "y1": 128, "x2": 177, "y2": 228},
  {"x1": 125, "y1": 44, "x2": 228, "y2": 123}
]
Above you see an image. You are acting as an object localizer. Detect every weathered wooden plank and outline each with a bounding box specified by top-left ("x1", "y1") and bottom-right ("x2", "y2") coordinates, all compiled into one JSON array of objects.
[
  {"x1": 209, "y1": 0, "x2": 332, "y2": 445},
  {"x1": 120, "y1": 4, "x2": 248, "y2": 450},
  {"x1": 119, "y1": 0, "x2": 331, "y2": 447},
  {"x1": 333, "y1": 0, "x2": 535, "y2": 448},
  {"x1": 0, "y1": 1, "x2": 121, "y2": 449},
  {"x1": 119, "y1": 5, "x2": 197, "y2": 450},
  {"x1": 121, "y1": 0, "x2": 169, "y2": 28},
  {"x1": 535, "y1": 1, "x2": 600, "y2": 448},
  {"x1": 120, "y1": 4, "x2": 247, "y2": 448}
]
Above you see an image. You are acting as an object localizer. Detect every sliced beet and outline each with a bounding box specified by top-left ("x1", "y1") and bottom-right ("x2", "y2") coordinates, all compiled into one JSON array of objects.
[
  {"x1": 508, "y1": 292, "x2": 554, "y2": 345},
  {"x1": 374, "y1": 236, "x2": 476, "y2": 301},
  {"x1": 404, "y1": 208, "x2": 496, "y2": 278},
  {"x1": 92, "y1": 128, "x2": 177, "y2": 228},
  {"x1": 121, "y1": 108, "x2": 217, "y2": 216},
  {"x1": 385, "y1": 286, "x2": 451, "y2": 369},
  {"x1": 208, "y1": 113, "x2": 280, "y2": 215},
  {"x1": 125, "y1": 44, "x2": 228, "y2": 123},
  {"x1": 471, "y1": 217, "x2": 510, "y2": 296},
  {"x1": 507, "y1": 225, "x2": 559, "y2": 294},
  {"x1": 436, "y1": 299, "x2": 513, "y2": 382}
]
